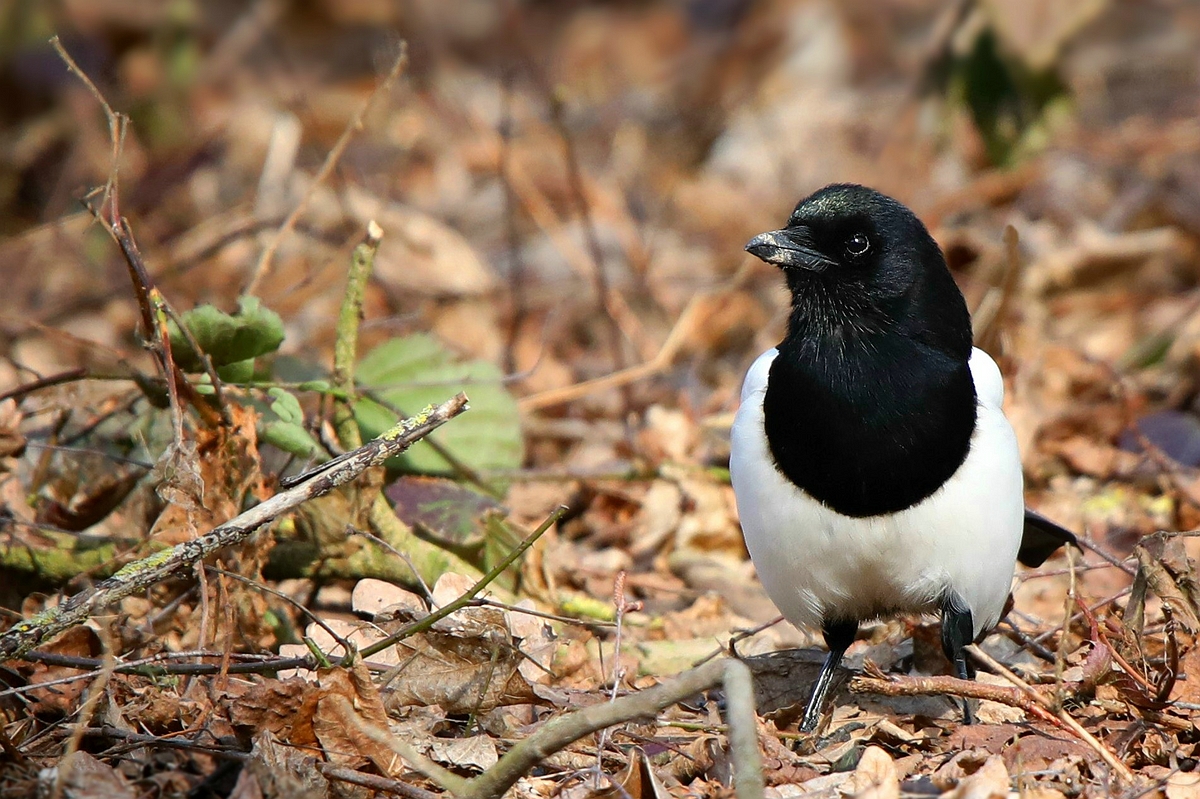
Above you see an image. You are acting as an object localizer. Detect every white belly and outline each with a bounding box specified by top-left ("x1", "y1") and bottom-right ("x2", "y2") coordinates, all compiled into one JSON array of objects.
[{"x1": 729, "y1": 347, "x2": 1024, "y2": 638}]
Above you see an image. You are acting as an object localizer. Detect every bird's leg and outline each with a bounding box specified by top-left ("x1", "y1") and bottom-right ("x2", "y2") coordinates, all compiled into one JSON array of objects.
[
  {"x1": 940, "y1": 592, "x2": 976, "y2": 725},
  {"x1": 799, "y1": 619, "x2": 857, "y2": 733}
]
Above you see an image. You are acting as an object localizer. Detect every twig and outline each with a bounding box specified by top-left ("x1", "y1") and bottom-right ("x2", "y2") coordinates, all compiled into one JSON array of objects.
[
  {"x1": 332, "y1": 221, "x2": 384, "y2": 449},
  {"x1": 80, "y1": 725, "x2": 249, "y2": 761},
  {"x1": 52, "y1": 623, "x2": 117, "y2": 799},
  {"x1": 1055, "y1": 543, "x2": 1079, "y2": 707},
  {"x1": 548, "y1": 90, "x2": 627, "y2": 372},
  {"x1": 0, "y1": 368, "x2": 88, "y2": 402},
  {"x1": 49, "y1": 36, "x2": 124, "y2": 221},
  {"x1": 206, "y1": 565, "x2": 352, "y2": 654},
  {"x1": 594, "y1": 571, "x2": 643, "y2": 786},
  {"x1": 317, "y1": 763, "x2": 441, "y2": 799},
  {"x1": 967, "y1": 645, "x2": 1138, "y2": 782},
  {"x1": 54, "y1": 36, "x2": 222, "y2": 431},
  {"x1": 364, "y1": 506, "x2": 566, "y2": 661},
  {"x1": 973, "y1": 224, "x2": 1025, "y2": 351},
  {"x1": 245, "y1": 45, "x2": 408, "y2": 297},
  {"x1": 519, "y1": 289, "x2": 711, "y2": 411},
  {"x1": 0, "y1": 395, "x2": 468, "y2": 662},
  {"x1": 456, "y1": 658, "x2": 725, "y2": 799},
  {"x1": 723, "y1": 658, "x2": 766, "y2": 799}
]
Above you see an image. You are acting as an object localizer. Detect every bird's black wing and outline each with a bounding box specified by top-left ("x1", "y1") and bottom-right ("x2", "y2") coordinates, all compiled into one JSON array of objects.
[{"x1": 1018, "y1": 508, "x2": 1079, "y2": 567}]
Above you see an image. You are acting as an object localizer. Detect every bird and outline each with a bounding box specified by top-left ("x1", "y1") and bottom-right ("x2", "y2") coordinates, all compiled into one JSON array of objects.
[{"x1": 729, "y1": 183, "x2": 1076, "y2": 732}]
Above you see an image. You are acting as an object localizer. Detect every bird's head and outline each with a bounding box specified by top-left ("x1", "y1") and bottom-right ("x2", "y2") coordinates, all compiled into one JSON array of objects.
[{"x1": 745, "y1": 183, "x2": 971, "y2": 355}]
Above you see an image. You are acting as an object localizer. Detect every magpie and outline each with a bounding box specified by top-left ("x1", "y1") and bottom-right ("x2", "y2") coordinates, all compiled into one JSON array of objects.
[{"x1": 729, "y1": 184, "x2": 1076, "y2": 732}]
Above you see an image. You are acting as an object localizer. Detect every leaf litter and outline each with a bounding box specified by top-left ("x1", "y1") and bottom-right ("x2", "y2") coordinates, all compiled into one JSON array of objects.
[{"x1": 3, "y1": 2, "x2": 1200, "y2": 798}]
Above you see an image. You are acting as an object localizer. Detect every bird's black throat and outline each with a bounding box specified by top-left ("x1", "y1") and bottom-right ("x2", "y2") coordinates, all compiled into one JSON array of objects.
[{"x1": 762, "y1": 288, "x2": 977, "y2": 518}]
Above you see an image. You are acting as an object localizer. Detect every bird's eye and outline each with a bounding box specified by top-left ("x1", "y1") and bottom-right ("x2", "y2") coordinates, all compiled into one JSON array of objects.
[{"x1": 845, "y1": 233, "x2": 871, "y2": 258}]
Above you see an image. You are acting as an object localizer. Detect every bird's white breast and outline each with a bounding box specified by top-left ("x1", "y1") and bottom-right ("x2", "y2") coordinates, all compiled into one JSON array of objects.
[{"x1": 729, "y1": 347, "x2": 1024, "y2": 638}]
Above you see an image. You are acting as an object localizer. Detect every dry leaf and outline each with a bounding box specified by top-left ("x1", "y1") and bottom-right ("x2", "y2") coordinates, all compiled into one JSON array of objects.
[
  {"x1": 1168, "y1": 772, "x2": 1200, "y2": 799},
  {"x1": 852, "y1": 746, "x2": 899, "y2": 799},
  {"x1": 943, "y1": 755, "x2": 1010, "y2": 799},
  {"x1": 382, "y1": 628, "x2": 537, "y2": 714},
  {"x1": 352, "y1": 578, "x2": 426, "y2": 620},
  {"x1": 52, "y1": 751, "x2": 137, "y2": 799}
]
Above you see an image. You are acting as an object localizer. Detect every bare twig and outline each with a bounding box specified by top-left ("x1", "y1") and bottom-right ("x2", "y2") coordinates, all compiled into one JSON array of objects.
[
  {"x1": 457, "y1": 658, "x2": 724, "y2": 799},
  {"x1": 723, "y1": 659, "x2": 766, "y2": 799},
  {"x1": 245, "y1": 45, "x2": 408, "y2": 297},
  {"x1": 519, "y1": 288, "x2": 715, "y2": 411},
  {"x1": 0, "y1": 368, "x2": 88, "y2": 402},
  {"x1": 548, "y1": 90, "x2": 627, "y2": 372},
  {"x1": 595, "y1": 571, "x2": 644, "y2": 786},
  {"x1": 366, "y1": 506, "x2": 566, "y2": 661},
  {"x1": 966, "y1": 645, "x2": 1138, "y2": 782},
  {"x1": 0, "y1": 395, "x2": 468, "y2": 662},
  {"x1": 317, "y1": 763, "x2": 441, "y2": 799},
  {"x1": 52, "y1": 623, "x2": 117, "y2": 799},
  {"x1": 50, "y1": 36, "x2": 125, "y2": 221}
]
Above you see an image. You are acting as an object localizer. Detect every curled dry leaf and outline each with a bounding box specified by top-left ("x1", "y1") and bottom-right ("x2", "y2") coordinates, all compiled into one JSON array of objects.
[{"x1": 312, "y1": 663, "x2": 396, "y2": 771}]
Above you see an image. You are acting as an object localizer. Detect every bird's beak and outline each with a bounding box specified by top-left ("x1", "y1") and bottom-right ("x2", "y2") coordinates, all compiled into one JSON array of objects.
[{"x1": 745, "y1": 228, "x2": 835, "y2": 272}]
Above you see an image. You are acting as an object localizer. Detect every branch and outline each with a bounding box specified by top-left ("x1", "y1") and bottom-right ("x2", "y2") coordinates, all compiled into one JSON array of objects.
[
  {"x1": 850, "y1": 663, "x2": 1137, "y2": 783},
  {"x1": 332, "y1": 220, "x2": 383, "y2": 449},
  {"x1": 456, "y1": 657, "x2": 764, "y2": 799},
  {"x1": 0, "y1": 395, "x2": 468, "y2": 662}
]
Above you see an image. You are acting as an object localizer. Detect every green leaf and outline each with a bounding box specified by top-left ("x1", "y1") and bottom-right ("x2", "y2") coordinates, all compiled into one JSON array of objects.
[
  {"x1": 261, "y1": 420, "x2": 322, "y2": 460},
  {"x1": 355, "y1": 334, "x2": 523, "y2": 473},
  {"x1": 267, "y1": 387, "x2": 305, "y2": 424},
  {"x1": 168, "y1": 296, "x2": 285, "y2": 372},
  {"x1": 256, "y1": 387, "x2": 322, "y2": 459}
]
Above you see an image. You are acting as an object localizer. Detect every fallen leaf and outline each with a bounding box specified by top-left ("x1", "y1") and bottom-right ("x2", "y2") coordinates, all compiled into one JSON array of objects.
[
  {"x1": 1168, "y1": 772, "x2": 1200, "y2": 799},
  {"x1": 852, "y1": 745, "x2": 899, "y2": 799},
  {"x1": 52, "y1": 751, "x2": 136, "y2": 799},
  {"x1": 426, "y1": 735, "x2": 500, "y2": 772},
  {"x1": 943, "y1": 755, "x2": 1010, "y2": 799}
]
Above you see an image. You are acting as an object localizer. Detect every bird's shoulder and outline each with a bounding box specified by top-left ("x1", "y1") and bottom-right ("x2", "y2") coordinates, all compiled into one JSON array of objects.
[
  {"x1": 740, "y1": 347, "x2": 778, "y2": 404},
  {"x1": 967, "y1": 348, "x2": 1005, "y2": 410}
]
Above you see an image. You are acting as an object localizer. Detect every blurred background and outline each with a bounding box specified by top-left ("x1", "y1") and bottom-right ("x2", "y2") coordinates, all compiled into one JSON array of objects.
[{"x1": 3, "y1": 0, "x2": 1200, "y2": 669}]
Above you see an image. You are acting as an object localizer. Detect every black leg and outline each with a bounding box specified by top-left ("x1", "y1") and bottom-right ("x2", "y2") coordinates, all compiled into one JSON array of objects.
[
  {"x1": 799, "y1": 619, "x2": 857, "y2": 733},
  {"x1": 940, "y1": 592, "x2": 976, "y2": 725}
]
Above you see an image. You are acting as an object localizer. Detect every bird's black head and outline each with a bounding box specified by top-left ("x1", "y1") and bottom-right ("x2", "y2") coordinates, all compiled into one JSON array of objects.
[{"x1": 746, "y1": 183, "x2": 972, "y2": 359}]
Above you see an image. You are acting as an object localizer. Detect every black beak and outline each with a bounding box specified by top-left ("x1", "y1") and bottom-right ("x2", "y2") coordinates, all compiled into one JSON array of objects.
[{"x1": 745, "y1": 228, "x2": 835, "y2": 272}]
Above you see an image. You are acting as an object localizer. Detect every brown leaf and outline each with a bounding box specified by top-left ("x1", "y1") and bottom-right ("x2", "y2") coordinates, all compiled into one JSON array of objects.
[
  {"x1": 1134, "y1": 539, "x2": 1200, "y2": 633},
  {"x1": 56, "y1": 751, "x2": 137, "y2": 799},
  {"x1": 312, "y1": 662, "x2": 399, "y2": 772},
  {"x1": 1169, "y1": 773, "x2": 1200, "y2": 799},
  {"x1": 382, "y1": 628, "x2": 537, "y2": 714},
  {"x1": 20, "y1": 627, "x2": 101, "y2": 717},
  {"x1": 0, "y1": 398, "x2": 25, "y2": 459},
  {"x1": 229, "y1": 678, "x2": 317, "y2": 746},
  {"x1": 240, "y1": 730, "x2": 328, "y2": 799},
  {"x1": 943, "y1": 755, "x2": 1009, "y2": 799},
  {"x1": 852, "y1": 746, "x2": 899, "y2": 799}
]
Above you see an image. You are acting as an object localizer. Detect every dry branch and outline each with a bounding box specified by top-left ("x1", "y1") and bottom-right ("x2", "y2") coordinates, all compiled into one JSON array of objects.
[
  {"x1": 455, "y1": 657, "x2": 763, "y2": 799},
  {"x1": 0, "y1": 394, "x2": 468, "y2": 662}
]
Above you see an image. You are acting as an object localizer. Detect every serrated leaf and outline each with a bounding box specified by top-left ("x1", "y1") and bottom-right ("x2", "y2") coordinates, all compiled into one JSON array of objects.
[
  {"x1": 168, "y1": 296, "x2": 285, "y2": 372},
  {"x1": 355, "y1": 334, "x2": 523, "y2": 473}
]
